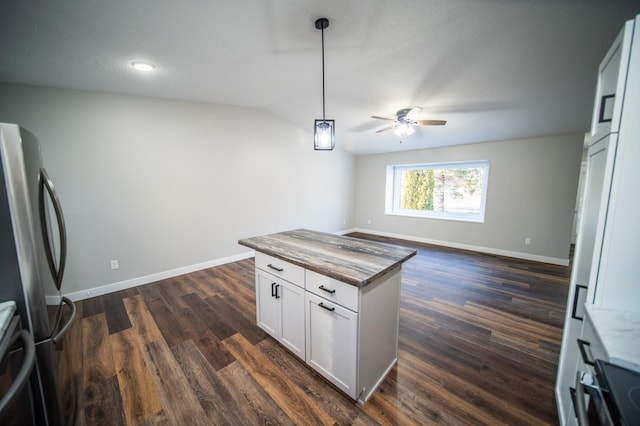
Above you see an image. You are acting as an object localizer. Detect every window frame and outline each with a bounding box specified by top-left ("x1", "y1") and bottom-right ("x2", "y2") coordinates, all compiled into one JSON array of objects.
[{"x1": 385, "y1": 160, "x2": 490, "y2": 223}]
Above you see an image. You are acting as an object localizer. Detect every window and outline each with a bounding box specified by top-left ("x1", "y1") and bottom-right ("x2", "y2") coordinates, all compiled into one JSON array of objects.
[{"x1": 385, "y1": 160, "x2": 489, "y2": 222}]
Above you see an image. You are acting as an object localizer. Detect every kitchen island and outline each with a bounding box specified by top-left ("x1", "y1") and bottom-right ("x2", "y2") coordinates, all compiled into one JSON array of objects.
[{"x1": 238, "y1": 229, "x2": 416, "y2": 403}]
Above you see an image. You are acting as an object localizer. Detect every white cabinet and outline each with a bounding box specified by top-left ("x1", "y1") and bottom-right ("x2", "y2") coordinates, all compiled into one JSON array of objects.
[
  {"x1": 255, "y1": 258, "x2": 306, "y2": 360},
  {"x1": 590, "y1": 19, "x2": 635, "y2": 141},
  {"x1": 242, "y1": 230, "x2": 415, "y2": 403},
  {"x1": 555, "y1": 13, "x2": 640, "y2": 426},
  {"x1": 584, "y1": 13, "x2": 640, "y2": 310},
  {"x1": 555, "y1": 136, "x2": 614, "y2": 426},
  {"x1": 253, "y1": 252, "x2": 403, "y2": 403},
  {"x1": 256, "y1": 272, "x2": 280, "y2": 336},
  {"x1": 306, "y1": 266, "x2": 402, "y2": 402},
  {"x1": 305, "y1": 291, "x2": 358, "y2": 397}
]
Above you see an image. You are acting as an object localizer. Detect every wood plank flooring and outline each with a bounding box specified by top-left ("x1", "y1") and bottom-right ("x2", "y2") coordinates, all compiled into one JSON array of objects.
[{"x1": 69, "y1": 233, "x2": 570, "y2": 425}]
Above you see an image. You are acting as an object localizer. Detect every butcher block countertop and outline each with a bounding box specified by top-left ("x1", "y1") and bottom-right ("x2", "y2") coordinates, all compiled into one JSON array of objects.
[{"x1": 238, "y1": 229, "x2": 417, "y2": 287}]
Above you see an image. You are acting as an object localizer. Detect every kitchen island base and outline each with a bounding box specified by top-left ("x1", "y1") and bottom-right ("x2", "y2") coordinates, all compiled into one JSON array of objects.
[{"x1": 239, "y1": 229, "x2": 416, "y2": 404}]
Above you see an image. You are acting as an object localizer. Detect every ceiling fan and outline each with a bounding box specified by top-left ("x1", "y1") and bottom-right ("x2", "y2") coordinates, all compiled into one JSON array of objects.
[{"x1": 372, "y1": 107, "x2": 446, "y2": 136}]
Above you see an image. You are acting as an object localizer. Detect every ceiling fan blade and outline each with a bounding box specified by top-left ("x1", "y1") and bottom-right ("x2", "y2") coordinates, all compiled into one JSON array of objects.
[
  {"x1": 375, "y1": 124, "x2": 398, "y2": 133},
  {"x1": 371, "y1": 115, "x2": 396, "y2": 121},
  {"x1": 405, "y1": 107, "x2": 423, "y2": 120},
  {"x1": 414, "y1": 119, "x2": 447, "y2": 126}
]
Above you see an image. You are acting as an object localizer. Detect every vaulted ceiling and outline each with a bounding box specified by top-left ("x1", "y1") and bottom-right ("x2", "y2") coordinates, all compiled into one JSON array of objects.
[{"x1": 1, "y1": 1, "x2": 638, "y2": 154}]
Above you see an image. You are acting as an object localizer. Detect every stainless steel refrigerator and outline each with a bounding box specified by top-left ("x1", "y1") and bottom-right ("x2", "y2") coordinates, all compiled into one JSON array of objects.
[{"x1": 0, "y1": 122, "x2": 77, "y2": 425}]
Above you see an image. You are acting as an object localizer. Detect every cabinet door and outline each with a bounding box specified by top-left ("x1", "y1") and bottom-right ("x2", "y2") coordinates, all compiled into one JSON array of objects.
[
  {"x1": 590, "y1": 19, "x2": 634, "y2": 140},
  {"x1": 256, "y1": 272, "x2": 281, "y2": 338},
  {"x1": 279, "y1": 280, "x2": 305, "y2": 359},
  {"x1": 592, "y1": 18, "x2": 640, "y2": 312},
  {"x1": 555, "y1": 135, "x2": 614, "y2": 424},
  {"x1": 584, "y1": 134, "x2": 618, "y2": 305},
  {"x1": 305, "y1": 292, "x2": 357, "y2": 398}
]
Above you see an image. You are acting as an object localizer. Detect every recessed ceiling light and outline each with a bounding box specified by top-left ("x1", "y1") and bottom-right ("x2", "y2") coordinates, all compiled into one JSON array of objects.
[{"x1": 130, "y1": 61, "x2": 155, "y2": 72}]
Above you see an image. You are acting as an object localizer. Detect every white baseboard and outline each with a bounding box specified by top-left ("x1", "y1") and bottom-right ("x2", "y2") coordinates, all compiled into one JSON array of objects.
[
  {"x1": 56, "y1": 251, "x2": 255, "y2": 303},
  {"x1": 54, "y1": 227, "x2": 566, "y2": 303},
  {"x1": 56, "y1": 228, "x2": 357, "y2": 303},
  {"x1": 336, "y1": 227, "x2": 358, "y2": 236},
  {"x1": 351, "y1": 228, "x2": 569, "y2": 266}
]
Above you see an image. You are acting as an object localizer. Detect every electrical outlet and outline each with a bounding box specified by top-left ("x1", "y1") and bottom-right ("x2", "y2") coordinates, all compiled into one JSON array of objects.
[
  {"x1": 367, "y1": 219, "x2": 372, "y2": 225},
  {"x1": 525, "y1": 238, "x2": 531, "y2": 245},
  {"x1": 110, "y1": 260, "x2": 119, "y2": 270}
]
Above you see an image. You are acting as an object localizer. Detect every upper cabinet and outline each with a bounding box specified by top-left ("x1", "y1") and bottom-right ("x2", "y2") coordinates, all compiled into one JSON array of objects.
[
  {"x1": 590, "y1": 20, "x2": 635, "y2": 141},
  {"x1": 587, "y1": 14, "x2": 640, "y2": 312}
]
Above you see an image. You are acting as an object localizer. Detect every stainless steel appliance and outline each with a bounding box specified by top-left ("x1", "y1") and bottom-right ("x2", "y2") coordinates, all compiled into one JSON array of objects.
[
  {"x1": 0, "y1": 123, "x2": 77, "y2": 425},
  {"x1": 574, "y1": 360, "x2": 640, "y2": 425}
]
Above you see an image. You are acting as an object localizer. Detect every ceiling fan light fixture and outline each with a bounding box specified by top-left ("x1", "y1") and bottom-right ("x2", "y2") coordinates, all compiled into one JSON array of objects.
[
  {"x1": 395, "y1": 123, "x2": 414, "y2": 137},
  {"x1": 372, "y1": 106, "x2": 446, "y2": 135},
  {"x1": 313, "y1": 17, "x2": 335, "y2": 151}
]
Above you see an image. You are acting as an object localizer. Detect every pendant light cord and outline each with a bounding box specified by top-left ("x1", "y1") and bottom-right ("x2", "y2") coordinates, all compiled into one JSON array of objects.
[{"x1": 321, "y1": 25, "x2": 326, "y2": 121}]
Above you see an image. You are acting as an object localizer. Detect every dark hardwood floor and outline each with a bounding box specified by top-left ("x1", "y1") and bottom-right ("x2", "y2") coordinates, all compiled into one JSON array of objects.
[{"x1": 69, "y1": 233, "x2": 570, "y2": 425}]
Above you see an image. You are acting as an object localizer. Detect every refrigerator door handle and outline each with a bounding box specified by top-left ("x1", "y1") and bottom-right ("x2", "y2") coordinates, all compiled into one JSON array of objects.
[
  {"x1": 51, "y1": 297, "x2": 76, "y2": 345},
  {"x1": 39, "y1": 168, "x2": 67, "y2": 291},
  {"x1": 0, "y1": 329, "x2": 36, "y2": 415}
]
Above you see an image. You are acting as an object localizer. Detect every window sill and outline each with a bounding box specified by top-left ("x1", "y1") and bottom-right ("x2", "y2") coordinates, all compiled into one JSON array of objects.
[{"x1": 385, "y1": 211, "x2": 485, "y2": 224}]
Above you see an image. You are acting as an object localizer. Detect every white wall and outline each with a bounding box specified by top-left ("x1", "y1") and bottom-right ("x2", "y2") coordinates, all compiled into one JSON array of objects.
[
  {"x1": 354, "y1": 134, "x2": 584, "y2": 264},
  {"x1": 0, "y1": 83, "x2": 355, "y2": 299},
  {"x1": 0, "y1": 82, "x2": 583, "y2": 300}
]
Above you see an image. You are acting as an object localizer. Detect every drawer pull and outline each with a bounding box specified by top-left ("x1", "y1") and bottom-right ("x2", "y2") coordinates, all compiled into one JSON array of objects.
[
  {"x1": 318, "y1": 302, "x2": 335, "y2": 312},
  {"x1": 318, "y1": 285, "x2": 336, "y2": 294},
  {"x1": 267, "y1": 263, "x2": 284, "y2": 272},
  {"x1": 577, "y1": 339, "x2": 595, "y2": 366}
]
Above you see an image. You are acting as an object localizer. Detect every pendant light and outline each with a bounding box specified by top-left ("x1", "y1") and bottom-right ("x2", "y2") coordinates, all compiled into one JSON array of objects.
[{"x1": 314, "y1": 17, "x2": 335, "y2": 151}]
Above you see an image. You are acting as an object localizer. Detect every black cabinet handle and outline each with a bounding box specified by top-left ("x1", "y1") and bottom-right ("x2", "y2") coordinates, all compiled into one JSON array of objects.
[
  {"x1": 274, "y1": 284, "x2": 280, "y2": 299},
  {"x1": 267, "y1": 264, "x2": 284, "y2": 272},
  {"x1": 598, "y1": 94, "x2": 615, "y2": 123},
  {"x1": 569, "y1": 387, "x2": 579, "y2": 419},
  {"x1": 271, "y1": 282, "x2": 276, "y2": 297},
  {"x1": 571, "y1": 285, "x2": 588, "y2": 320},
  {"x1": 318, "y1": 285, "x2": 336, "y2": 294},
  {"x1": 319, "y1": 302, "x2": 335, "y2": 312},
  {"x1": 577, "y1": 339, "x2": 595, "y2": 366}
]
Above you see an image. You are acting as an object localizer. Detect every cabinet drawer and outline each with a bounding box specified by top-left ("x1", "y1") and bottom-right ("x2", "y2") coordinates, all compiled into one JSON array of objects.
[
  {"x1": 305, "y1": 270, "x2": 359, "y2": 312},
  {"x1": 255, "y1": 252, "x2": 304, "y2": 287}
]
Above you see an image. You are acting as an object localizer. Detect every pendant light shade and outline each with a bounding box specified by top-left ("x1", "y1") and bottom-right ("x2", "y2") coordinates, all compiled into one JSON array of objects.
[
  {"x1": 314, "y1": 17, "x2": 335, "y2": 151},
  {"x1": 314, "y1": 119, "x2": 335, "y2": 150}
]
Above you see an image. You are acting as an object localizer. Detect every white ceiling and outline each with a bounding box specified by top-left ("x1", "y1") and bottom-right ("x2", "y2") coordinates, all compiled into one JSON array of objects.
[{"x1": 1, "y1": 1, "x2": 638, "y2": 155}]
